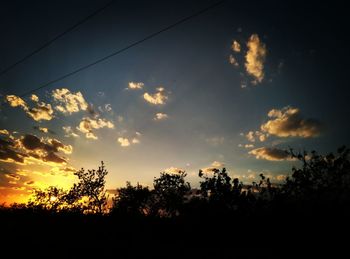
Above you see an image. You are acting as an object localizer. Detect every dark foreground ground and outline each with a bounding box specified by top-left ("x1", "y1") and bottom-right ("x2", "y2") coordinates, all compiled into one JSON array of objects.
[{"x1": 1, "y1": 209, "x2": 349, "y2": 258}]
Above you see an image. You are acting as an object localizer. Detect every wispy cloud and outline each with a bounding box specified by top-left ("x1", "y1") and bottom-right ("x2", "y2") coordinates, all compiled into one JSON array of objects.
[{"x1": 62, "y1": 126, "x2": 79, "y2": 138}]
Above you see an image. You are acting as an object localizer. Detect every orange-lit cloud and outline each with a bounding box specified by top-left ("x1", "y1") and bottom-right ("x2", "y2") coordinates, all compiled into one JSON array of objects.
[
  {"x1": 231, "y1": 40, "x2": 241, "y2": 52},
  {"x1": 163, "y1": 167, "x2": 184, "y2": 174},
  {"x1": 77, "y1": 117, "x2": 114, "y2": 140},
  {"x1": 245, "y1": 34, "x2": 266, "y2": 84},
  {"x1": 143, "y1": 87, "x2": 168, "y2": 105},
  {"x1": 261, "y1": 107, "x2": 322, "y2": 138},
  {"x1": 52, "y1": 88, "x2": 88, "y2": 114},
  {"x1": 128, "y1": 82, "x2": 144, "y2": 90},
  {"x1": 249, "y1": 147, "x2": 292, "y2": 161},
  {"x1": 5, "y1": 94, "x2": 54, "y2": 121}
]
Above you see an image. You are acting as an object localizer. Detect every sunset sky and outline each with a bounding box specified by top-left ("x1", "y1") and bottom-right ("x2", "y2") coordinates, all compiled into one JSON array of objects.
[{"x1": 1, "y1": 0, "x2": 349, "y2": 204}]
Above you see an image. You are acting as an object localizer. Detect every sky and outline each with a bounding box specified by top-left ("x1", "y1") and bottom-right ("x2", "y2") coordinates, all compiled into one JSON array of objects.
[{"x1": 0, "y1": 0, "x2": 349, "y2": 204}]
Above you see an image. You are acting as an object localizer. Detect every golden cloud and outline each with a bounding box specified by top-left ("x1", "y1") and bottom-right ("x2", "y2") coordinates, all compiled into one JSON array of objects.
[
  {"x1": 52, "y1": 88, "x2": 88, "y2": 114},
  {"x1": 30, "y1": 94, "x2": 39, "y2": 102},
  {"x1": 260, "y1": 107, "x2": 322, "y2": 138},
  {"x1": 0, "y1": 129, "x2": 9, "y2": 135},
  {"x1": 6, "y1": 95, "x2": 28, "y2": 109},
  {"x1": 117, "y1": 137, "x2": 130, "y2": 147},
  {"x1": 5, "y1": 94, "x2": 54, "y2": 121},
  {"x1": 245, "y1": 34, "x2": 266, "y2": 83},
  {"x1": 231, "y1": 40, "x2": 241, "y2": 52},
  {"x1": 26, "y1": 102, "x2": 54, "y2": 121},
  {"x1": 143, "y1": 88, "x2": 168, "y2": 105},
  {"x1": 163, "y1": 167, "x2": 184, "y2": 174},
  {"x1": 249, "y1": 147, "x2": 292, "y2": 161},
  {"x1": 77, "y1": 117, "x2": 114, "y2": 140},
  {"x1": 128, "y1": 82, "x2": 144, "y2": 90}
]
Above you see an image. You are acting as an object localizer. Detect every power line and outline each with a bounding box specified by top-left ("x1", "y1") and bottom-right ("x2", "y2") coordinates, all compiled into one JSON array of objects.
[
  {"x1": 0, "y1": 0, "x2": 115, "y2": 77},
  {"x1": 17, "y1": 0, "x2": 225, "y2": 98}
]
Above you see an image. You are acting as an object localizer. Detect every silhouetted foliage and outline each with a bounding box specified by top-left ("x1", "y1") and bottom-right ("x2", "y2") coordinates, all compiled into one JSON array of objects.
[
  {"x1": 280, "y1": 146, "x2": 350, "y2": 211},
  {"x1": 68, "y1": 161, "x2": 108, "y2": 214},
  {"x1": 112, "y1": 182, "x2": 151, "y2": 217},
  {"x1": 152, "y1": 171, "x2": 191, "y2": 217},
  {"x1": 27, "y1": 186, "x2": 69, "y2": 212}
]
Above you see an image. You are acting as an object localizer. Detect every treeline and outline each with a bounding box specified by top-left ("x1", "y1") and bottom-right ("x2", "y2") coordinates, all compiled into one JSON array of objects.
[{"x1": 1, "y1": 146, "x2": 349, "y2": 219}]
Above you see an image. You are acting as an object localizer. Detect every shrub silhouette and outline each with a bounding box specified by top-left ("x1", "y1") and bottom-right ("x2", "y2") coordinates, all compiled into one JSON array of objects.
[{"x1": 112, "y1": 182, "x2": 151, "y2": 217}]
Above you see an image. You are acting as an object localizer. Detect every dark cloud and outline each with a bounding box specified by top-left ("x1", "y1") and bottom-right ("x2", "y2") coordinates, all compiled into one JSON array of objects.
[
  {"x1": 249, "y1": 147, "x2": 292, "y2": 161},
  {"x1": 0, "y1": 137, "x2": 27, "y2": 164}
]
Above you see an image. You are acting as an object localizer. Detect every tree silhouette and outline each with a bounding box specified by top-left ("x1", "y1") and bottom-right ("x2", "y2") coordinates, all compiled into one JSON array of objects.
[
  {"x1": 153, "y1": 171, "x2": 191, "y2": 217},
  {"x1": 28, "y1": 186, "x2": 69, "y2": 212},
  {"x1": 280, "y1": 146, "x2": 350, "y2": 210},
  {"x1": 67, "y1": 161, "x2": 108, "y2": 214},
  {"x1": 112, "y1": 182, "x2": 151, "y2": 217}
]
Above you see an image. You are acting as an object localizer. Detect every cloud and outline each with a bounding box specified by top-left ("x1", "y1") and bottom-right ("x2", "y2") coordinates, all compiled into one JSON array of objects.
[
  {"x1": 143, "y1": 88, "x2": 168, "y2": 105},
  {"x1": 229, "y1": 55, "x2": 239, "y2": 66},
  {"x1": 245, "y1": 34, "x2": 266, "y2": 83},
  {"x1": 105, "y1": 104, "x2": 112, "y2": 112},
  {"x1": 0, "y1": 129, "x2": 9, "y2": 135},
  {"x1": 154, "y1": 113, "x2": 168, "y2": 121},
  {"x1": 0, "y1": 137, "x2": 27, "y2": 164},
  {"x1": 117, "y1": 132, "x2": 141, "y2": 147},
  {"x1": 231, "y1": 40, "x2": 241, "y2": 52},
  {"x1": 5, "y1": 173, "x2": 20, "y2": 181},
  {"x1": 117, "y1": 137, "x2": 130, "y2": 147},
  {"x1": 211, "y1": 161, "x2": 224, "y2": 167},
  {"x1": 24, "y1": 180, "x2": 35, "y2": 186},
  {"x1": 6, "y1": 95, "x2": 28, "y2": 109},
  {"x1": 128, "y1": 82, "x2": 144, "y2": 90},
  {"x1": 260, "y1": 107, "x2": 322, "y2": 138},
  {"x1": 5, "y1": 95, "x2": 54, "y2": 121},
  {"x1": 245, "y1": 131, "x2": 268, "y2": 142},
  {"x1": 244, "y1": 144, "x2": 254, "y2": 148},
  {"x1": 30, "y1": 94, "x2": 39, "y2": 102},
  {"x1": 246, "y1": 131, "x2": 255, "y2": 142},
  {"x1": 26, "y1": 102, "x2": 54, "y2": 121},
  {"x1": 76, "y1": 117, "x2": 114, "y2": 140},
  {"x1": 62, "y1": 126, "x2": 79, "y2": 138},
  {"x1": 52, "y1": 88, "x2": 88, "y2": 114},
  {"x1": 36, "y1": 127, "x2": 48, "y2": 133},
  {"x1": 1, "y1": 133, "x2": 71, "y2": 166},
  {"x1": 249, "y1": 147, "x2": 291, "y2": 161},
  {"x1": 132, "y1": 138, "x2": 140, "y2": 144},
  {"x1": 163, "y1": 167, "x2": 184, "y2": 174}
]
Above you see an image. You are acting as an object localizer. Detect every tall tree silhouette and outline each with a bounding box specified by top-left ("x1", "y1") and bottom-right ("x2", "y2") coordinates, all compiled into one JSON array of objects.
[{"x1": 67, "y1": 161, "x2": 108, "y2": 214}]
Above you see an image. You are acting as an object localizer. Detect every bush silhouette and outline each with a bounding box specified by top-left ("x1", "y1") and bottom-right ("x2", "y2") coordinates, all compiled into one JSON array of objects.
[{"x1": 112, "y1": 182, "x2": 151, "y2": 217}]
